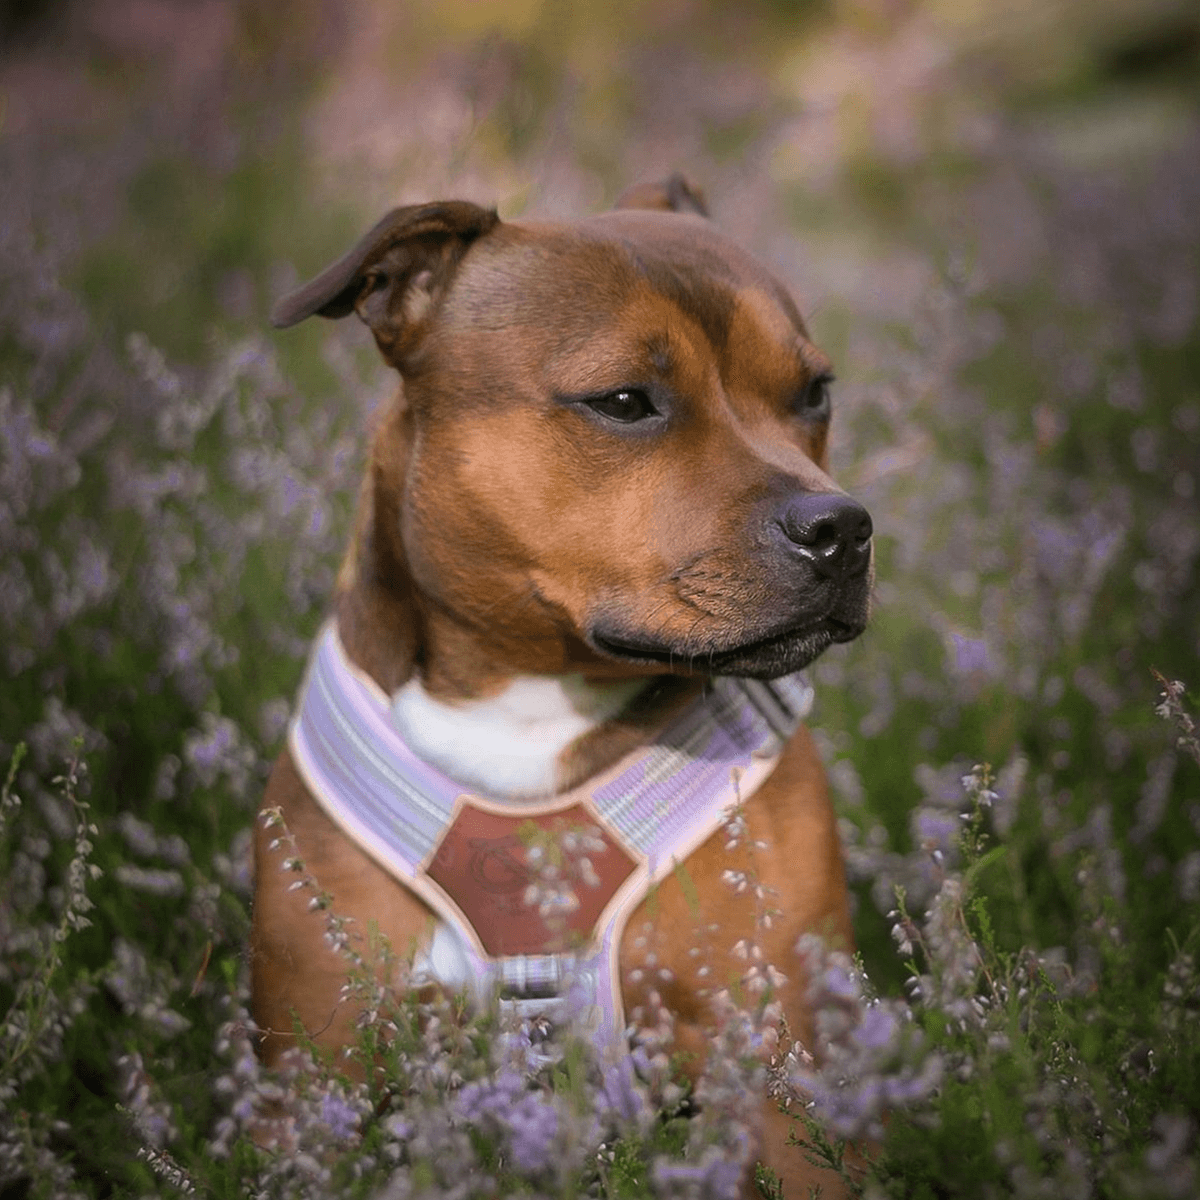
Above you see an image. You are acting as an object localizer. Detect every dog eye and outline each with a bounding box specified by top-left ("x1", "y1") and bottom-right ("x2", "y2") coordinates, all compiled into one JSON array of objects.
[
  {"x1": 585, "y1": 389, "x2": 657, "y2": 423},
  {"x1": 794, "y1": 375, "x2": 833, "y2": 420}
]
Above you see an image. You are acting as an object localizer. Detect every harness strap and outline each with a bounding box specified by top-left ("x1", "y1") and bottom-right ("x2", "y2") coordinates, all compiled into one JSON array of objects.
[{"x1": 289, "y1": 621, "x2": 813, "y2": 1041}]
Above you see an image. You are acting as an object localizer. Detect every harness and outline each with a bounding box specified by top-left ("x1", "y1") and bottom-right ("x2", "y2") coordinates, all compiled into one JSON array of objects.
[{"x1": 289, "y1": 621, "x2": 812, "y2": 1043}]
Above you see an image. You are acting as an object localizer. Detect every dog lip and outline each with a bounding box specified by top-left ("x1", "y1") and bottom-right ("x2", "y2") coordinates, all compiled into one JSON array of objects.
[
  {"x1": 591, "y1": 614, "x2": 855, "y2": 670},
  {"x1": 590, "y1": 630, "x2": 694, "y2": 664},
  {"x1": 825, "y1": 615, "x2": 861, "y2": 643}
]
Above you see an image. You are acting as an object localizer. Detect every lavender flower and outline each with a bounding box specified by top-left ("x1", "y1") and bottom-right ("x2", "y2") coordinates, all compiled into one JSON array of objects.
[
  {"x1": 456, "y1": 1069, "x2": 560, "y2": 1173},
  {"x1": 788, "y1": 936, "x2": 942, "y2": 1141}
]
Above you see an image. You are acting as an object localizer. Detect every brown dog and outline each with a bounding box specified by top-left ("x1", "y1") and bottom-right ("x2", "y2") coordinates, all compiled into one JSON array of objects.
[{"x1": 252, "y1": 176, "x2": 871, "y2": 1194}]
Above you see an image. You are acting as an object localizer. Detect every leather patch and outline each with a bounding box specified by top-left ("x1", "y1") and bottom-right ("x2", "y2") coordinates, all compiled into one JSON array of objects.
[{"x1": 427, "y1": 800, "x2": 638, "y2": 957}]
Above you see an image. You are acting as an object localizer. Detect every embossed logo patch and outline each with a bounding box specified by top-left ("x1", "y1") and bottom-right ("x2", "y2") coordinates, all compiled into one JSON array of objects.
[{"x1": 427, "y1": 801, "x2": 639, "y2": 957}]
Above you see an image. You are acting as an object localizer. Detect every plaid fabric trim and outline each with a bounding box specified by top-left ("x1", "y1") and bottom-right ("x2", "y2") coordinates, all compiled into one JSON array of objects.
[
  {"x1": 495, "y1": 954, "x2": 607, "y2": 1033},
  {"x1": 588, "y1": 676, "x2": 813, "y2": 873},
  {"x1": 496, "y1": 953, "x2": 571, "y2": 998},
  {"x1": 289, "y1": 623, "x2": 461, "y2": 876},
  {"x1": 740, "y1": 675, "x2": 814, "y2": 738}
]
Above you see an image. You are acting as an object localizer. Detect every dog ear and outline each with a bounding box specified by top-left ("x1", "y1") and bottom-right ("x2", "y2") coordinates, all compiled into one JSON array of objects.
[
  {"x1": 614, "y1": 173, "x2": 708, "y2": 218},
  {"x1": 270, "y1": 201, "x2": 500, "y2": 360}
]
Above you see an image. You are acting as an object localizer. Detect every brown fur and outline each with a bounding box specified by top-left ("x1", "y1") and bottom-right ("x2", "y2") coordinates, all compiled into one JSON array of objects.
[{"x1": 252, "y1": 177, "x2": 871, "y2": 1196}]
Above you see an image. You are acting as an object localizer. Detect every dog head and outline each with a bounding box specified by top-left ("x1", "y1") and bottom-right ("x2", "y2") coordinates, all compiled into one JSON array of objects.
[{"x1": 274, "y1": 177, "x2": 872, "y2": 684}]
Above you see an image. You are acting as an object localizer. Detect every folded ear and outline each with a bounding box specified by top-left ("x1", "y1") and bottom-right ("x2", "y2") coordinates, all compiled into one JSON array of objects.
[
  {"x1": 270, "y1": 200, "x2": 499, "y2": 363},
  {"x1": 614, "y1": 173, "x2": 708, "y2": 218}
]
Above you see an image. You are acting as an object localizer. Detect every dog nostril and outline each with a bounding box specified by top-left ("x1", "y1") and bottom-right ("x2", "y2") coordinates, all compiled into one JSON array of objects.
[
  {"x1": 805, "y1": 518, "x2": 842, "y2": 551},
  {"x1": 779, "y1": 494, "x2": 873, "y2": 578}
]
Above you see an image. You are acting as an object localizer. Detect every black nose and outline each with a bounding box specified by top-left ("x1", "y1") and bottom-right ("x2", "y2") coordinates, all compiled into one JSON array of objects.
[{"x1": 778, "y1": 493, "x2": 873, "y2": 579}]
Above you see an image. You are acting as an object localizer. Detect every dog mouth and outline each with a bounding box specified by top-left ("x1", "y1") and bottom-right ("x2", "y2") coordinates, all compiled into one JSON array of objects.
[{"x1": 590, "y1": 612, "x2": 863, "y2": 679}]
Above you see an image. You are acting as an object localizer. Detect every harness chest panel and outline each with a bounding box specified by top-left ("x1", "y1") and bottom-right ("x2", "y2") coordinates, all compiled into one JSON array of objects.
[
  {"x1": 289, "y1": 621, "x2": 812, "y2": 1041},
  {"x1": 426, "y1": 800, "x2": 638, "y2": 959}
]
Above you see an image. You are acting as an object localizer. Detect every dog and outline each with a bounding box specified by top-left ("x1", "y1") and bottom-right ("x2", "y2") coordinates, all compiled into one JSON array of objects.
[{"x1": 251, "y1": 175, "x2": 872, "y2": 1195}]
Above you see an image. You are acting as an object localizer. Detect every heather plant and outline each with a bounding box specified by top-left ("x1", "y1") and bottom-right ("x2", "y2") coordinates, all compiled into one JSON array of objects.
[
  {"x1": 2, "y1": 2, "x2": 1199, "y2": 1197},
  {"x1": 776, "y1": 751, "x2": 1200, "y2": 1198}
]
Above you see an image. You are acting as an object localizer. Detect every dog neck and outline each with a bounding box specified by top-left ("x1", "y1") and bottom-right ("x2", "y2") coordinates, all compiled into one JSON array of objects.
[
  {"x1": 389, "y1": 672, "x2": 651, "y2": 800},
  {"x1": 333, "y1": 437, "x2": 696, "y2": 801},
  {"x1": 336, "y1": 569, "x2": 696, "y2": 801}
]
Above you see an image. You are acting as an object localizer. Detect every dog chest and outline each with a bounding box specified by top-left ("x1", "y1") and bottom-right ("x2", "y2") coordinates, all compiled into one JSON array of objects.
[{"x1": 288, "y1": 619, "x2": 814, "y2": 1039}]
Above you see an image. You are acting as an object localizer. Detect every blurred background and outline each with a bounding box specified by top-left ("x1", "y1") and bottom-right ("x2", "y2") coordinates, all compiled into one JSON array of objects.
[{"x1": 1, "y1": 0, "x2": 1198, "y2": 1194}]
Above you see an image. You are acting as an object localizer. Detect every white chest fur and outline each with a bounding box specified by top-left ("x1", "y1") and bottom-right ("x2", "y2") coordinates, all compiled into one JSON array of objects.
[{"x1": 388, "y1": 673, "x2": 647, "y2": 800}]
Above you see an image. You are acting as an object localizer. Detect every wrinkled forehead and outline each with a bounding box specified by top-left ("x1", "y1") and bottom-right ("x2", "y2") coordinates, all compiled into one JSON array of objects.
[{"x1": 441, "y1": 210, "x2": 812, "y2": 358}]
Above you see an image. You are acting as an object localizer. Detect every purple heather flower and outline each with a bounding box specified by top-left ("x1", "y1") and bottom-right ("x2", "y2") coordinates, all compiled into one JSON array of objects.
[
  {"x1": 852, "y1": 1004, "x2": 900, "y2": 1051},
  {"x1": 599, "y1": 1057, "x2": 651, "y2": 1128},
  {"x1": 948, "y1": 631, "x2": 990, "y2": 676},
  {"x1": 913, "y1": 807, "x2": 959, "y2": 854},
  {"x1": 504, "y1": 1093, "x2": 559, "y2": 1172},
  {"x1": 653, "y1": 1146, "x2": 744, "y2": 1200},
  {"x1": 320, "y1": 1093, "x2": 359, "y2": 1141},
  {"x1": 821, "y1": 961, "x2": 860, "y2": 1001}
]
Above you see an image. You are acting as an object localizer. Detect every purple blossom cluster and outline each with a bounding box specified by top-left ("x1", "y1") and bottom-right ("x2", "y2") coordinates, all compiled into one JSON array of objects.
[
  {"x1": 456, "y1": 1069, "x2": 562, "y2": 1173},
  {"x1": 783, "y1": 936, "x2": 942, "y2": 1143}
]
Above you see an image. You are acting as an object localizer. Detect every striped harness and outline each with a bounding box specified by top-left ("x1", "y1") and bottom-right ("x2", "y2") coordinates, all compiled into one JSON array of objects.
[{"x1": 289, "y1": 621, "x2": 812, "y2": 1042}]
